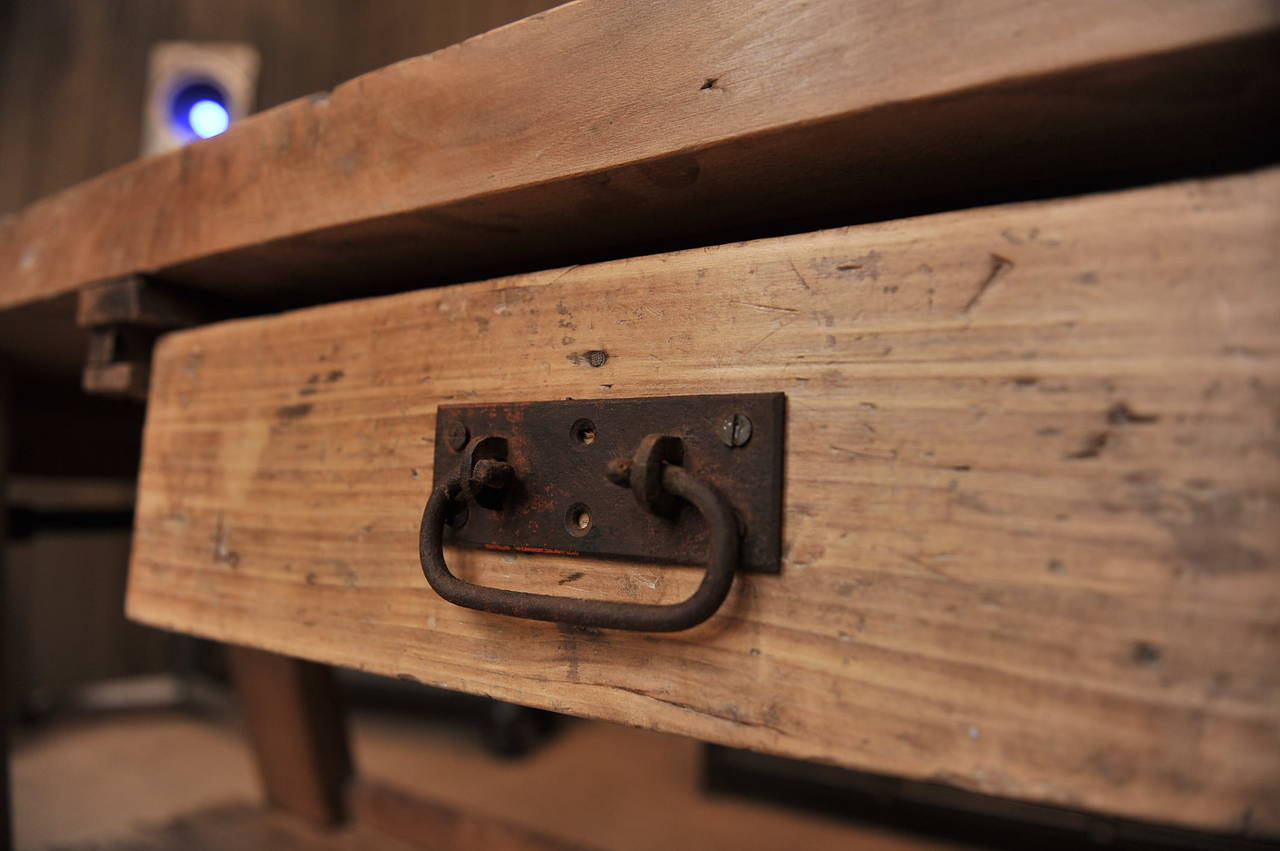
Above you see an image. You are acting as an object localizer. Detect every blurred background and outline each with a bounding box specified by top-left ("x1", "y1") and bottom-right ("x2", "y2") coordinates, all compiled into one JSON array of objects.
[{"x1": 1, "y1": 3, "x2": 1273, "y2": 851}]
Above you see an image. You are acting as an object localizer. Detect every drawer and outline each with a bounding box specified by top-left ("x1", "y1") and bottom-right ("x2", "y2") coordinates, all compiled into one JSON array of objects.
[{"x1": 127, "y1": 168, "x2": 1280, "y2": 833}]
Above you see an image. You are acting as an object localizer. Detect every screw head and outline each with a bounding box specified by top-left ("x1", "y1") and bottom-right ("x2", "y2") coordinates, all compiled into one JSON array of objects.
[
  {"x1": 445, "y1": 421, "x2": 469, "y2": 452},
  {"x1": 720, "y1": 413, "x2": 753, "y2": 448}
]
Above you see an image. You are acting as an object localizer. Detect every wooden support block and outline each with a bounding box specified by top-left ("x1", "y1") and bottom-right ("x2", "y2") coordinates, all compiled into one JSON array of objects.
[
  {"x1": 80, "y1": 361, "x2": 150, "y2": 401},
  {"x1": 77, "y1": 275, "x2": 220, "y2": 331},
  {"x1": 227, "y1": 646, "x2": 353, "y2": 827},
  {"x1": 129, "y1": 169, "x2": 1280, "y2": 834},
  {"x1": 81, "y1": 327, "x2": 156, "y2": 400},
  {"x1": 350, "y1": 781, "x2": 599, "y2": 851}
]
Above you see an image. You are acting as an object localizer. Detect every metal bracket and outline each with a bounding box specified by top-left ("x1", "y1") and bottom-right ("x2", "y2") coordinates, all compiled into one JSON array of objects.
[{"x1": 431, "y1": 393, "x2": 785, "y2": 573}]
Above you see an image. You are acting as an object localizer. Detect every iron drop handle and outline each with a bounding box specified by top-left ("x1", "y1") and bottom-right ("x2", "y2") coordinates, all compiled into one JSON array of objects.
[{"x1": 418, "y1": 435, "x2": 740, "y2": 632}]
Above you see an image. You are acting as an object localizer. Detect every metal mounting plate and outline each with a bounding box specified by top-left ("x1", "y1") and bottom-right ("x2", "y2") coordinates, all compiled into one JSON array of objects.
[{"x1": 431, "y1": 393, "x2": 785, "y2": 573}]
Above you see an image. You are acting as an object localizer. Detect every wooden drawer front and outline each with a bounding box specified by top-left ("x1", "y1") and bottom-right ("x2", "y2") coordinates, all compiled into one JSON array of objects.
[{"x1": 128, "y1": 169, "x2": 1280, "y2": 833}]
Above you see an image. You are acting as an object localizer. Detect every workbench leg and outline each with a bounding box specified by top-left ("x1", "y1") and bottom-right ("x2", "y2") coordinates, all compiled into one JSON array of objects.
[{"x1": 227, "y1": 645, "x2": 352, "y2": 827}]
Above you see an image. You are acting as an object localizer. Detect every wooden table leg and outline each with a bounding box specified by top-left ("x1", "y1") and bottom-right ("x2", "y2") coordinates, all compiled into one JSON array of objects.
[{"x1": 227, "y1": 645, "x2": 352, "y2": 827}]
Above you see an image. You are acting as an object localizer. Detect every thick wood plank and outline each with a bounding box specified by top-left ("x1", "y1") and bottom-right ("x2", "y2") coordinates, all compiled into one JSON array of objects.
[
  {"x1": 1, "y1": 0, "x2": 1277, "y2": 315},
  {"x1": 227, "y1": 647, "x2": 353, "y2": 826},
  {"x1": 128, "y1": 170, "x2": 1280, "y2": 834}
]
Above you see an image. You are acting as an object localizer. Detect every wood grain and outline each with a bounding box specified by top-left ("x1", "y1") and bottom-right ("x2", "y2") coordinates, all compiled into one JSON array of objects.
[
  {"x1": 128, "y1": 169, "x2": 1280, "y2": 833},
  {"x1": 1, "y1": 0, "x2": 1277, "y2": 314}
]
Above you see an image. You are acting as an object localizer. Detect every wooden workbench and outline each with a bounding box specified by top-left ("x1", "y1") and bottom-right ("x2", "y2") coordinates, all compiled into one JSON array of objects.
[{"x1": 2, "y1": 0, "x2": 1277, "y2": 845}]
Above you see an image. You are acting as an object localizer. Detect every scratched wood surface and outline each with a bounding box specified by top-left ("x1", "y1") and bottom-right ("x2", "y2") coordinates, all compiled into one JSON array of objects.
[
  {"x1": 1, "y1": 0, "x2": 1277, "y2": 315},
  {"x1": 128, "y1": 169, "x2": 1280, "y2": 834}
]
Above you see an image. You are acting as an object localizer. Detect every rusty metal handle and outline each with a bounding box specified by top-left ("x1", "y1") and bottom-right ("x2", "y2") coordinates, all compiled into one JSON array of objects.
[{"x1": 419, "y1": 463, "x2": 739, "y2": 632}]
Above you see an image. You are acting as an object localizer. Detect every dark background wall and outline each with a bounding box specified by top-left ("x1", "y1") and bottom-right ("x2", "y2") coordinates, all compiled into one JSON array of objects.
[{"x1": 0, "y1": 0, "x2": 562, "y2": 215}]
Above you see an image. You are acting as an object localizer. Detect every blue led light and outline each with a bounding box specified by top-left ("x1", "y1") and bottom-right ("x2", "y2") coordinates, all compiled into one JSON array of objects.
[
  {"x1": 169, "y1": 80, "x2": 232, "y2": 142},
  {"x1": 188, "y1": 99, "x2": 230, "y2": 138}
]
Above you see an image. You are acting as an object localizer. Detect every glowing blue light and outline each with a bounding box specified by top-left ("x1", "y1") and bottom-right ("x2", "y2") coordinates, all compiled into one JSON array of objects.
[{"x1": 188, "y1": 99, "x2": 230, "y2": 139}]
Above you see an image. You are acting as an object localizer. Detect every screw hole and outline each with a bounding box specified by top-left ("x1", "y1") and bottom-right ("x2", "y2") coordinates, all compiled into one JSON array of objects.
[
  {"x1": 571, "y1": 418, "x2": 596, "y2": 445},
  {"x1": 565, "y1": 503, "x2": 592, "y2": 537}
]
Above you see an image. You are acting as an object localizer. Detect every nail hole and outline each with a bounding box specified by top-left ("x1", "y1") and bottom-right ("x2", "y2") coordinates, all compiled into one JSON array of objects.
[
  {"x1": 571, "y1": 418, "x2": 596, "y2": 445},
  {"x1": 565, "y1": 503, "x2": 592, "y2": 537}
]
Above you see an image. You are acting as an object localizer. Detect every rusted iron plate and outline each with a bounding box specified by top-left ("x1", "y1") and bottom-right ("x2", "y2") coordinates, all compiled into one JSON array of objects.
[{"x1": 431, "y1": 393, "x2": 785, "y2": 573}]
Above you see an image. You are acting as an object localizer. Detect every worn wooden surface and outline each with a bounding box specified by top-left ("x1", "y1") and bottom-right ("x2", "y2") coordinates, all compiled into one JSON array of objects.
[
  {"x1": 227, "y1": 647, "x2": 353, "y2": 826},
  {"x1": 128, "y1": 169, "x2": 1280, "y2": 833},
  {"x1": 351, "y1": 782, "x2": 599, "y2": 851},
  {"x1": 37, "y1": 803, "x2": 421, "y2": 851},
  {"x1": 1, "y1": 0, "x2": 1277, "y2": 317},
  {"x1": 1, "y1": 369, "x2": 11, "y2": 851}
]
